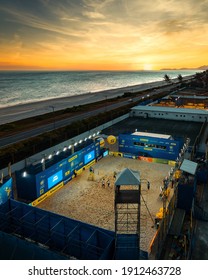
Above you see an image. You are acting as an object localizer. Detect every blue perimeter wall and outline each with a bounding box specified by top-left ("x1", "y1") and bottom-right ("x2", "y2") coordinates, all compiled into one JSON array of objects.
[
  {"x1": 118, "y1": 134, "x2": 184, "y2": 160},
  {"x1": 0, "y1": 199, "x2": 115, "y2": 260},
  {"x1": 15, "y1": 141, "x2": 101, "y2": 201}
]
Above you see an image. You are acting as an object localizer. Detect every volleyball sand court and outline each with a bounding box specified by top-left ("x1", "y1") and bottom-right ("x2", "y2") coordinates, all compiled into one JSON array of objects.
[{"x1": 37, "y1": 155, "x2": 172, "y2": 251}]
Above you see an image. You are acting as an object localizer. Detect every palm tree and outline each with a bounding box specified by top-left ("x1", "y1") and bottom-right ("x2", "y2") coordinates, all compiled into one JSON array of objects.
[
  {"x1": 164, "y1": 74, "x2": 171, "y2": 84},
  {"x1": 177, "y1": 74, "x2": 183, "y2": 88},
  {"x1": 203, "y1": 70, "x2": 208, "y2": 88},
  {"x1": 177, "y1": 74, "x2": 183, "y2": 83}
]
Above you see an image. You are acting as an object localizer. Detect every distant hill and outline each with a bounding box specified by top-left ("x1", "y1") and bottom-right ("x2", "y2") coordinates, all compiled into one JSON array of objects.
[
  {"x1": 161, "y1": 65, "x2": 208, "y2": 70},
  {"x1": 197, "y1": 65, "x2": 208, "y2": 70}
]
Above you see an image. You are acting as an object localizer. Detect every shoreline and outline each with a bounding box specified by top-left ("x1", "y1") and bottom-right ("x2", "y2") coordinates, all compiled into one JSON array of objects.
[
  {"x1": 0, "y1": 77, "x2": 190, "y2": 125},
  {"x1": 0, "y1": 79, "x2": 167, "y2": 108}
]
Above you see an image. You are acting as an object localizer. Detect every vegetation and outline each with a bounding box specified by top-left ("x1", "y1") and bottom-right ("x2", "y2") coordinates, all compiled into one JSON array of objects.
[
  {"x1": 177, "y1": 74, "x2": 183, "y2": 83},
  {"x1": 1, "y1": 73, "x2": 200, "y2": 170},
  {"x1": 192, "y1": 70, "x2": 208, "y2": 88},
  {"x1": 164, "y1": 74, "x2": 172, "y2": 84}
]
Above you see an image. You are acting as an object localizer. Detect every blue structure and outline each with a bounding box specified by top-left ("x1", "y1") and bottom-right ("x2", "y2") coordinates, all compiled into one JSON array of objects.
[
  {"x1": 0, "y1": 199, "x2": 115, "y2": 260},
  {"x1": 115, "y1": 234, "x2": 148, "y2": 260},
  {"x1": 0, "y1": 177, "x2": 13, "y2": 205},
  {"x1": 0, "y1": 137, "x2": 151, "y2": 260},
  {"x1": 0, "y1": 198, "x2": 148, "y2": 260},
  {"x1": 177, "y1": 179, "x2": 197, "y2": 211},
  {"x1": 119, "y1": 132, "x2": 184, "y2": 160},
  {"x1": 15, "y1": 139, "x2": 102, "y2": 202},
  {"x1": 0, "y1": 230, "x2": 68, "y2": 260}
]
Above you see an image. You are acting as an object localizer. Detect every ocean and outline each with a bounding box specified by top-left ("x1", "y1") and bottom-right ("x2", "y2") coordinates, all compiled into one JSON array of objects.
[{"x1": 0, "y1": 70, "x2": 198, "y2": 108}]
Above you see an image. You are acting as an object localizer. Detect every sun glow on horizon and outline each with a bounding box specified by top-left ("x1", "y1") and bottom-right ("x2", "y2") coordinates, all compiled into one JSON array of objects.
[
  {"x1": 0, "y1": 0, "x2": 207, "y2": 71},
  {"x1": 143, "y1": 64, "x2": 153, "y2": 71}
]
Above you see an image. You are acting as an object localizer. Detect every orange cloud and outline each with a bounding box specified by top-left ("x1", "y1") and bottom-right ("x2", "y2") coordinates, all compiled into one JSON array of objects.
[{"x1": 0, "y1": 0, "x2": 207, "y2": 70}]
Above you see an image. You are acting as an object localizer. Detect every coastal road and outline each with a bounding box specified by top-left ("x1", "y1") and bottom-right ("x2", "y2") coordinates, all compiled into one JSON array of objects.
[
  {"x1": 0, "y1": 98, "x2": 138, "y2": 147},
  {"x1": 0, "y1": 80, "x2": 177, "y2": 125},
  {"x1": 0, "y1": 83, "x2": 178, "y2": 148}
]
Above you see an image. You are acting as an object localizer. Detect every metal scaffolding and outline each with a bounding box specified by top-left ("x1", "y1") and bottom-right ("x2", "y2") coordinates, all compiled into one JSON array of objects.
[{"x1": 114, "y1": 185, "x2": 141, "y2": 257}]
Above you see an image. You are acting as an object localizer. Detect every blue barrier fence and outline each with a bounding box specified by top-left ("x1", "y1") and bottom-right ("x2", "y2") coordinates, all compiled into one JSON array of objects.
[
  {"x1": 0, "y1": 199, "x2": 115, "y2": 260},
  {"x1": 0, "y1": 230, "x2": 68, "y2": 260},
  {"x1": 0, "y1": 198, "x2": 149, "y2": 260}
]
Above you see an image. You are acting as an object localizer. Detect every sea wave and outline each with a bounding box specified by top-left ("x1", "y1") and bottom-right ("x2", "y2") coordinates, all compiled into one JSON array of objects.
[{"x1": 0, "y1": 70, "x2": 198, "y2": 108}]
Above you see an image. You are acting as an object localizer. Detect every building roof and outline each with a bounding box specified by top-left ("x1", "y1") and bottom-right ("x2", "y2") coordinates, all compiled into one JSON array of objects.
[
  {"x1": 171, "y1": 94, "x2": 208, "y2": 100},
  {"x1": 115, "y1": 168, "x2": 140, "y2": 185},
  {"x1": 132, "y1": 105, "x2": 208, "y2": 115},
  {"x1": 180, "y1": 159, "x2": 198, "y2": 175},
  {"x1": 132, "y1": 131, "x2": 172, "y2": 139}
]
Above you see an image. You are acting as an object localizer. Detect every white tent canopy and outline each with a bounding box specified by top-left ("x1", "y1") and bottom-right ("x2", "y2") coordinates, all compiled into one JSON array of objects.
[
  {"x1": 180, "y1": 159, "x2": 198, "y2": 175},
  {"x1": 115, "y1": 168, "x2": 140, "y2": 186}
]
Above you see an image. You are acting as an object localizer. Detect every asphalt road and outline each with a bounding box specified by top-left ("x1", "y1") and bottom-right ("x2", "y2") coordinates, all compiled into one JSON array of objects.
[
  {"x1": 0, "y1": 83, "x2": 177, "y2": 148},
  {"x1": 0, "y1": 98, "x2": 135, "y2": 147},
  {"x1": 0, "y1": 78, "x2": 175, "y2": 124}
]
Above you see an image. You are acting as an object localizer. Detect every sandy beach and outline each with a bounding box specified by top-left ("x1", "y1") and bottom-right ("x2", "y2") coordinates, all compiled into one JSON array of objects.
[{"x1": 0, "y1": 79, "x2": 169, "y2": 125}]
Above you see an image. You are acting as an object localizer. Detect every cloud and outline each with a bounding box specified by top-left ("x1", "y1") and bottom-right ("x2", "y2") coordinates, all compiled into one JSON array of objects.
[
  {"x1": 1, "y1": 0, "x2": 207, "y2": 40},
  {"x1": 82, "y1": 11, "x2": 105, "y2": 19},
  {"x1": 0, "y1": 0, "x2": 207, "y2": 70}
]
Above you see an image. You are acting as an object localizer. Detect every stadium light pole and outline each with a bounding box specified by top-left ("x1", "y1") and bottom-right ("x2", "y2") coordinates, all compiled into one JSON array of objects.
[
  {"x1": 105, "y1": 95, "x2": 107, "y2": 112},
  {"x1": 49, "y1": 106, "x2": 55, "y2": 130}
]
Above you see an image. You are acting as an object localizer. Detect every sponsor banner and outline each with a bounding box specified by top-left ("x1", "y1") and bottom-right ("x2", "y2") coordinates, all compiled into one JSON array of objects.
[
  {"x1": 119, "y1": 133, "x2": 182, "y2": 161},
  {"x1": 47, "y1": 170, "x2": 63, "y2": 189},
  {"x1": 68, "y1": 154, "x2": 78, "y2": 163},
  {"x1": 168, "y1": 160, "x2": 176, "y2": 166},
  {"x1": 109, "y1": 151, "x2": 123, "y2": 157},
  {"x1": 72, "y1": 166, "x2": 84, "y2": 177},
  {"x1": 84, "y1": 159, "x2": 96, "y2": 170},
  {"x1": 139, "y1": 156, "x2": 169, "y2": 164},
  {"x1": 34, "y1": 142, "x2": 101, "y2": 200},
  {"x1": 139, "y1": 156, "x2": 153, "y2": 162},
  {"x1": 30, "y1": 181, "x2": 64, "y2": 206},
  {"x1": 84, "y1": 150, "x2": 95, "y2": 165},
  {"x1": 123, "y1": 153, "x2": 136, "y2": 159},
  {"x1": 97, "y1": 155, "x2": 103, "y2": 161},
  {"x1": 63, "y1": 177, "x2": 72, "y2": 185},
  {"x1": 153, "y1": 158, "x2": 169, "y2": 164},
  {"x1": 103, "y1": 150, "x2": 109, "y2": 157},
  {"x1": 144, "y1": 147, "x2": 153, "y2": 151},
  {"x1": 0, "y1": 178, "x2": 13, "y2": 205}
]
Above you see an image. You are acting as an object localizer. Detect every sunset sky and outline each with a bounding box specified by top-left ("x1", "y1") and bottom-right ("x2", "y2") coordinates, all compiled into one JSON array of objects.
[{"x1": 0, "y1": 0, "x2": 208, "y2": 71}]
